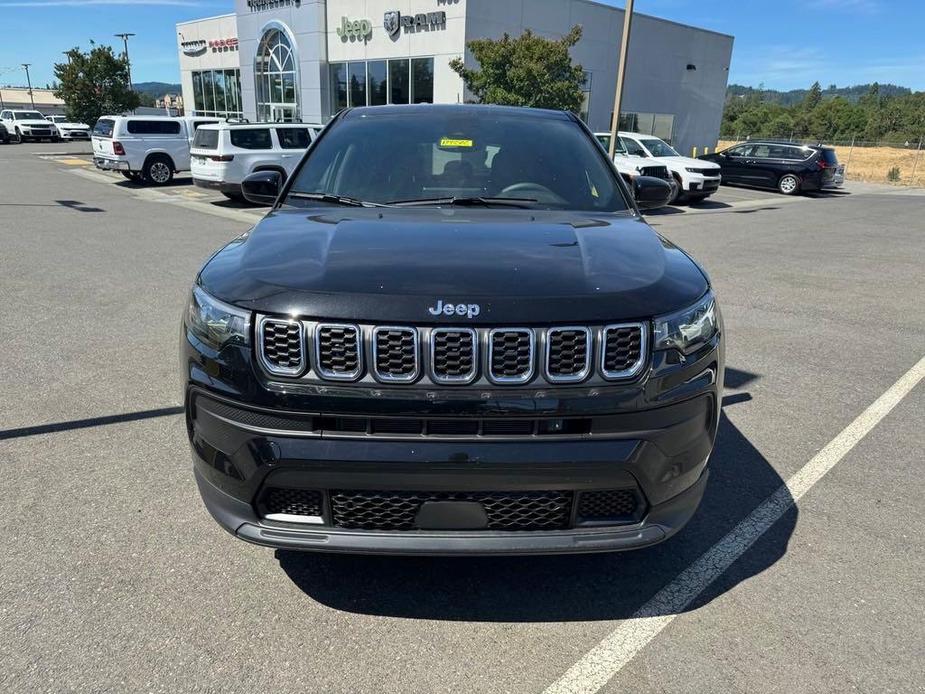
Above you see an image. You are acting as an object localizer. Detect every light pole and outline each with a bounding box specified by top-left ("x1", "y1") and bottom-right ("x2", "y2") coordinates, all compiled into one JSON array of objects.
[
  {"x1": 22, "y1": 63, "x2": 35, "y2": 108},
  {"x1": 114, "y1": 33, "x2": 136, "y2": 87},
  {"x1": 607, "y1": 0, "x2": 634, "y2": 159}
]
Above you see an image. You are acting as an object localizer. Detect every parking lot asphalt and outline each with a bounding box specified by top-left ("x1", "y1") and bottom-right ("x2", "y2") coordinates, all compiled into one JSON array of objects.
[{"x1": 1, "y1": 141, "x2": 923, "y2": 694}]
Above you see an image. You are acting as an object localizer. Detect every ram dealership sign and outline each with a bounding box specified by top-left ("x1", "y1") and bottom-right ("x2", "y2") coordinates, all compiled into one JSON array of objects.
[{"x1": 384, "y1": 10, "x2": 446, "y2": 37}]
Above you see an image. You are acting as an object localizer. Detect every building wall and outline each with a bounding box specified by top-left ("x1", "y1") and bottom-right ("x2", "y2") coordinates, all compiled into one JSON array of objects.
[
  {"x1": 464, "y1": 0, "x2": 733, "y2": 154},
  {"x1": 177, "y1": 14, "x2": 240, "y2": 116}
]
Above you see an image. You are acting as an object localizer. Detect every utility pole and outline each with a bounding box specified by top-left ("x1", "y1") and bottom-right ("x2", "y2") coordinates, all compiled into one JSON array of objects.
[
  {"x1": 607, "y1": 0, "x2": 634, "y2": 159},
  {"x1": 22, "y1": 63, "x2": 35, "y2": 108},
  {"x1": 114, "y1": 33, "x2": 136, "y2": 87}
]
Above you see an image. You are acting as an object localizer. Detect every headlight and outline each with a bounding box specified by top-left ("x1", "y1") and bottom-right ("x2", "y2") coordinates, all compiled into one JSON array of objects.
[
  {"x1": 186, "y1": 286, "x2": 250, "y2": 351},
  {"x1": 653, "y1": 291, "x2": 718, "y2": 354}
]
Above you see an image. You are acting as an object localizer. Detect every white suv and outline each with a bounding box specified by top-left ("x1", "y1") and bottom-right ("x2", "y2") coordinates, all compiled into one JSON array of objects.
[
  {"x1": 619, "y1": 132, "x2": 721, "y2": 203},
  {"x1": 0, "y1": 109, "x2": 58, "y2": 142},
  {"x1": 46, "y1": 115, "x2": 91, "y2": 140},
  {"x1": 91, "y1": 115, "x2": 222, "y2": 185},
  {"x1": 595, "y1": 132, "x2": 678, "y2": 199},
  {"x1": 190, "y1": 122, "x2": 321, "y2": 200}
]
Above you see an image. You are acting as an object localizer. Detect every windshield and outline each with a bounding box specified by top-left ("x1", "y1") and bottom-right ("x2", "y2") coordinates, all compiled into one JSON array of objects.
[
  {"x1": 640, "y1": 138, "x2": 680, "y2": 157},
  {"x1": 15, "y1": 111, "x2": 45, "y2": 120},
  {"x1": 288, "y1": 109, "x2": 629, "y2": 212},
  {"x1": 595, "y1": 133, "x2": 627, "y2": 156}
]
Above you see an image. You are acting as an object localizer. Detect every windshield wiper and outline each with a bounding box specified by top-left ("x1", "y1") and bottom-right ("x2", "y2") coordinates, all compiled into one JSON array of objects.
[
  {"x1": 387, "y1": 196, "x2": 538, "y2": 208},
  {"x1": 287, "y1": 192, "x2": 386, "y2": 207}
]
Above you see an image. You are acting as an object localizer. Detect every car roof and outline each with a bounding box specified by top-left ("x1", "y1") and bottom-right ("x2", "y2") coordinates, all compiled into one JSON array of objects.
[
  {"x1": 196, "y1": 121, "x2": 322, "y2": 130},
  {"x1": 341, "y1": 103, "x2": 573, "y2": 121}
]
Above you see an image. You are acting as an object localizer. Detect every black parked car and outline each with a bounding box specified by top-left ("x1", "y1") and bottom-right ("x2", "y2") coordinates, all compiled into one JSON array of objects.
[
  {"x1": 0, "y1": 123, "x2": 10, "y2": 144},
  {"x1": 700, "y1": 141, "x2": 839, "y2": 194},
  {"x1": 182, "y1": 104, "x2": 723, "y2": 555}
]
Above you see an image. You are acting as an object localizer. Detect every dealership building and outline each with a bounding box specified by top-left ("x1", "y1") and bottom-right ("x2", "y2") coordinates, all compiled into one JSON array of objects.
[{"x1": 176, "y1": 0, "x2": 733, "y2": 153}]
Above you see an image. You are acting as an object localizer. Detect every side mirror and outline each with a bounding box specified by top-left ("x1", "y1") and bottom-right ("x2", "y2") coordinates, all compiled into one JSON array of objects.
[
  {"x1": 241, "y1": 170, "x2": 282, "y2": 205},
  {"x1": 633, "y1": 176, "x2": 673, "y2": 210}
]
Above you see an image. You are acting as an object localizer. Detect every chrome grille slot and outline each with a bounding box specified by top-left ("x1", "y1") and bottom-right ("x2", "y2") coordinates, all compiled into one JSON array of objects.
[
  {"x1": 546, "y1": 327, "x2": 591, "y2": 383},
  {"x1": 488, "y1": 328, "x2": 534, "y2": 384},
  {"x1": 257, "y1": 318, "x2": 306, "y2": 376},
  {"x1": 601, "y1": 323, "x2": 646, "y2": 379},
  {"x1": 430, "y1": 328, "x2": 477, "y2": 384},
  {"x1": 372, "y1": 326, "x2": 419, "y2": 382},
  {"x1": 315, "y1": 323, "x2": 362, "y2": 380}
]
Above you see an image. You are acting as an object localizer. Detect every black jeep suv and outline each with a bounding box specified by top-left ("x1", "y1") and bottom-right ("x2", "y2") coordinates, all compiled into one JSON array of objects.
[{"x1": 182, "y1": 104, "x2": 724, "y2": 555}]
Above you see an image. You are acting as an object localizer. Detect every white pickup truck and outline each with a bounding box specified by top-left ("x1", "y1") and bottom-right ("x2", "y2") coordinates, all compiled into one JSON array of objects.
[{"x1": 92, "y1": 115, "x2": 221, "y2": 185}]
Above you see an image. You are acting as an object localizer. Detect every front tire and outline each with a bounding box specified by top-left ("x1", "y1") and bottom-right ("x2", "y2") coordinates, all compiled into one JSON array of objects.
[
  {"x1": 778, "y1": 174, "x2": 800, "y2": 195},
  {"x1": 14, "y1": 128, "x2": 23, "y2": 144},
  {"x1": 670, "y1": 175, "x2": 684, "y2": 204},
  {"x1": 142, "y1": 155, "x2": 174, "y2": 185}
]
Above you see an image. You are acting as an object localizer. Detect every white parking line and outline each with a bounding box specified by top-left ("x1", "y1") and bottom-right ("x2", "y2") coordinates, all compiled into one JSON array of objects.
[{"x1": 543, "y1": 355, "x2": 925, "y2": 694}]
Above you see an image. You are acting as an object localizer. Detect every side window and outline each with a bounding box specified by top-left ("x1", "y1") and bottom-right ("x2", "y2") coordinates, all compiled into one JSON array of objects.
[
  {"x1": 725, "y1": 145, "x2": 747, "y2": 157},
  {"x1": 191, "y1": 120, "x2": 218, "y2": 132},
  {"x1": 126, "y1": 120, "x2": 182, "y2": 135},
  {"x1": 789, "y1": 146, "x2": 812, "y2": 161},
  {"x1": 1, "y1": 111, "x2": 9, "y2": 120},
  {"x1": 230, "y1": 128, "x2": 273, "y2": 150},
  {"x1": 749, "y1": 144, "x2": 772, "y2": 159},
  {"x1": 276, "y1": 128, "x2": 311, "y2": 149},
  {"x1": 621, "y1": 137, "x2": 647, "y2": 157}
]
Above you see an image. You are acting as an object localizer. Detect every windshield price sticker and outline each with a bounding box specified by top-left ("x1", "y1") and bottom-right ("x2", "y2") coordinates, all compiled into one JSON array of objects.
[{"x1": 440, "y1": 137, "x2": 473, "y2": 148}]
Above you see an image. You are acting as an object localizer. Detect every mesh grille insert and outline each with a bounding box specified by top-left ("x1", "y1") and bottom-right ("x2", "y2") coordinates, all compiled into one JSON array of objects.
[
  {"x1": 489, "y1": 329, "x2": 534, "y2": 382},
  {"x1": 373, "y1": 327, "x2": 418, "y2": 381},
  {"x1": 316, "y1": 324, "x2": 361, "y2": 379},
  {"x1": 602, "y1": 325, "x2": 644, "y2": 377},
  {"x1": 577, "y1": 489, "x2": 639, "y2": 522},
  {"x1": 259, "y1": 320, "x2": 305, "y2": 375},
  {"x1": 260, "y1": 488, "x2": 323, "y2": 518},
  {"x1": 431, "y1": 329, "x2": 476, "y2": 382},
  {"x1": 547, "y1": 328, "x2": 590, "y2": 381},
  {"x1": 331, "y1": 490, "x2": 572, "y2": 531}
]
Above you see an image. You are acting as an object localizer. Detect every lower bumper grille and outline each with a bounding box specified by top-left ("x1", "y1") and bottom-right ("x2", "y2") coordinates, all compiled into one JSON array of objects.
[
  {"x1": 255, "y1": 486, "x2": 645, "y2": 531},
  {"x1": 331, "y1": 490, "x2": 572, "y2": 530}
]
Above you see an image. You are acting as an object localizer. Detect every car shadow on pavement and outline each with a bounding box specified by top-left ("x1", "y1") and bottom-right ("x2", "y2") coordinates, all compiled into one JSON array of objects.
[{"x1": 277, "y1": 368, "x2": 796, "y2": 622}]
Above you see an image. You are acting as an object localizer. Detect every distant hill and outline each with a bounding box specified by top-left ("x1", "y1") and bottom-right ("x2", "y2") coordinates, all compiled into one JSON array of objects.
[
  {"x1": 726, "y1": 82, "x2": 912, "y2": 106},
  {"x1": 133, "y1": 81, "x2": 181, "y2": 97}
]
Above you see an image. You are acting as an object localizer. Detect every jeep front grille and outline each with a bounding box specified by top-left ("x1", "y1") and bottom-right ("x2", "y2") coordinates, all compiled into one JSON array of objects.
[
  {"x1": 488, "y1": 328, "x2": 534, "y2": 383},
  {"x1": 431, "y1": 328, "x2": 478, "y2": 384},
  {"x1": 601, "y1": 323, "x2": 646, "y2": 379},
  {"x1": 372, "y1": 326, "x2": 419, "y2": 382},
  {"x1": 546, "y1": 327, "x2": 591, "y2": 383},
  {"x1": 639, "y1": 165, "x2": 671, "y2": 180},
  {"x1": 315, "y1": 323, "x2": 362, "y2": 380},
  {"x1": 254, "y1": 317, "x2": 651, "y2": 385},
  {"x1": 257, "y1": 318, "x2": 306, "y2": 376}
]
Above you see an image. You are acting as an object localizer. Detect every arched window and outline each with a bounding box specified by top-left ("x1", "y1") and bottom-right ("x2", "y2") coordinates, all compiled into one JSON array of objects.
[{"x1": 255, "y1": 27, "x2": 299, "y2": 122}]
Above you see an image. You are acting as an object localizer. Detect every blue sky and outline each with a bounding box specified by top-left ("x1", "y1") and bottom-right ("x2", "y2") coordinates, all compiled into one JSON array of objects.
[{"x1": 1, "y1": 0, "x2": 923, "y2": 91}]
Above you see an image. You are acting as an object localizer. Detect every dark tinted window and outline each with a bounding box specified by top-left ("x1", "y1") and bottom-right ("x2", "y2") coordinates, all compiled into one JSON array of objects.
[
  {"x1": 821, "y1": 148, "x2": 838, "y2": 164},
  {"x1": 192, "y1": 119, "x2": 219, "y2": 132},
  {"x1": 230, "y1": 128, "x2": 272, "y2": 149},
  {"x1": 621, "y1": 137, "x2": 647, "y2": 157},
  {"x1": 289, "y1": 109, "x2": 628, "y2": 211},
  {"x1": 389, "y1": 59, "x2": 409, "y2": 104},
  {"x1": 330, "y1": 62, "x2": 347, "y2": 111},
  {"x1": 93, "y1": 118, "x2": 115, "y2": 138},
  {"x1": 411, "y1": 58, "x2": 434, "y2": 104},
  {"x1": 126, "y1": 120, "x2": 182, "y2": 135},
  {"x1": 276, "y1": 127, "x2": 311, "y2": 149},
  {"x1": 367, "y1": 60, "x2": 387, "y2": 106},
  {"x1": 192, "y1": 128, "x2": 219, "y2": 149}
]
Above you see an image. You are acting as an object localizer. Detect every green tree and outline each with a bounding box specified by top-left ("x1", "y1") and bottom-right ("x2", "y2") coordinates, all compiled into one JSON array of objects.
[
  {"x1": 803, "y1": 81, "x2": 823, "y2": 111},
  {"x1": 53, "y1": 45, "x2": 140, "y2": 125},
  {"x1": 448, "y1": 26, "x2": 585, "y2": 112}
]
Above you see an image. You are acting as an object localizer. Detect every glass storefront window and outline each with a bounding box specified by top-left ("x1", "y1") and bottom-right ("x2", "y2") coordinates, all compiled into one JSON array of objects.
[
  {"x1": 190, "y1": 69, "x2": 243, "y2": 119},
  {"x1": 348, "y1": 62, "x2": 366, "y2": 109},
  {"x1": 256, "y1": 27, "x2": 299, "y2": 122},
  {"x1": 367, "y1": 61, "x2": 387, "y2": 106},
  {"x1": 330, "y1": 62, "x2": 347, "y2": 111},
  {"x1": 619, "y1": 111, "x2": 676, "y2": 143},
  {"x1": 389, "y1": 59, "x2": 409, "y2": 104},
  {"x1": 411, "y1": 57, "x2": 433, "y2": 104}
]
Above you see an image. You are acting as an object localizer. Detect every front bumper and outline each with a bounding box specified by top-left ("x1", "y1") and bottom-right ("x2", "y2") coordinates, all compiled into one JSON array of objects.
[
  {"x1": 94, "y1": 156, "x2": 130, "y2": 171},
  {"x1": 188, "y1": 374, "x2": 720, "y2": 554},
  {"x1": 61, "y1": 131, "x2": 90, "y2": 140},
  {"x1": 684, "y1": 173, "x2": 721, "y2": 195}
]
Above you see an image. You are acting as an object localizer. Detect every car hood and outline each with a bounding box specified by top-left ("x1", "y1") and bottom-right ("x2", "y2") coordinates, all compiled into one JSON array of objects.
[
  {"x1": 199, "y1": 207, "x2": 709, "y2": 323},
  {"x1": 56, "y1": 122, "x2": 90, "y2": 129},
  {"x1": 656, "y1": 155, "x2": 720, "y2": 170},
  {"x1": 18, "y1": 120, "x2": 54, "y2": 127}
]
